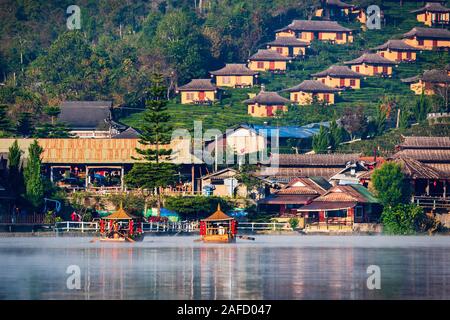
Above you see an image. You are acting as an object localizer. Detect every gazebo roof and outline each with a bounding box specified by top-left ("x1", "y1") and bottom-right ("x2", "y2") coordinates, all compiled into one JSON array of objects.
[
  {"x1": 411, "y1": 2, "x2": 450, "y2": 14},
  {"x1": 103, "y1": 204, "x2": 135, "y2": 220},
  {"x1": 203, "y1": 204, "x2": 234, "y2": 221},
  {"x1": 344, "y1": 53, "x2": 397, "y2": 65}
]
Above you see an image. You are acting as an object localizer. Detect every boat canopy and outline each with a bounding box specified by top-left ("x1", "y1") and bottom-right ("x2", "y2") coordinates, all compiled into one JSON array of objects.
[
  {"x1": 203, "y1": 204, "x2": 234, "y2": 221},
  {"x1": 103, "y1": 204, "x2": 136, "y2": 220}
]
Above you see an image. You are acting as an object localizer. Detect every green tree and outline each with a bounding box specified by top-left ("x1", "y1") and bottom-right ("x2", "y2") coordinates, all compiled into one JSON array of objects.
[
  {"x1": 371, "y1": 162, "x2": 411, "y2": 207},
  {"x1": 16, "y1": 112, "x2": 34, "y2": 137},
  {"x1": 312, "y1": 125, "x2": 329, "y2": 154},
  {"x1": 7, "y1": 140, "x2": 24, "y2": 198},
  {"x1": 0, "y1": 105, "x2": 13, "y2": 136},
  {"x1": 413, "y1": 93, "x2": 430, "y2": 123},
  {"x1": 381, "y1": 204, "x2": 425, "y2": 235},
  {"x1": 371, "y1": 105, "x2": 387, "y2": 137},
  {"x1": 329, "y1": 120, "x2": 345, "y2": 151},
  {"x1": 23, "y1": 140, "x2": 44, "y2": 210},
  {"x1": 125, "y1": 74, "x2": 177, "y2": 216}
]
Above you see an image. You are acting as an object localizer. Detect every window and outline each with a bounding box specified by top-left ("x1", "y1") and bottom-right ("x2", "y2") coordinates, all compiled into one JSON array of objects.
[
  {"x1": 432, "y1": 39, "x2": 438, "y2": 47},
  {"x1": 336, "y1": 33, "x2": 343, "y2": 40},
  {"x1": 373, "y1": 66, "x2": 378, "y2": 74},
  {"x1": 276, "y1": 47, "x2": 283, "y2": 54},
  {"x1": 293, "y1": 93, "x2": 298, "y2": 102},
  {"x1": 383, "y1": 66, "x2": 388, "y2": 74},
  {"x1": 269, "y1": 61, "x2": 275, "y2": 70},
  {"x1": 322, "y1": 79, "x2": 326, "y2": 84},
  {"x1": 277, "y1": 105, "x2": 284, "y2": 112},
  {"x1": 418, "y1": 39, "x2": 424, "y2": 46},
  {"x1": 186, "y1": 92, "x2": 194, "y2": 100},
  {"x1": 257, "y1": 61, "x2": 264, "y2": 69},
  {"x1": 251, "y1": 105, "x2": 255, "y2": 114},
  {"x1": 235, "y1": 76, "x2": 241, "y2": 85},
  {"x1": 355, "y1": 206, "x2": 363, "y2": 219},
  {"x1": 325, "y1": 210, "x2": 347, "y2": 218},
  {"x1": 223, "y1": 76, "x2": 230, "y2": 84},
  {"x1": 406, "y1": 51, "x2": 412, "y2": 59},
  {"x1": 323, "y1": 94, "x2": 330, "y2": 102},
  {"x1": 266, "y1": 106, "x2": 274, "y2": 117},
  {"x1": 397, "y1": 52, "x2": 402, "y2": 61},
  {"x1": 355, "y1": 66, "x2": 360, "y2": 73},
  {"x1": 350, "y1": 79, "x2": 356, "y2": 86},
  {"x1": 340, "y1": 78, "x2": 345, "y2": 87},
  {"x1": 380, "y1": 52, "x2": 384, "y2": 57}
]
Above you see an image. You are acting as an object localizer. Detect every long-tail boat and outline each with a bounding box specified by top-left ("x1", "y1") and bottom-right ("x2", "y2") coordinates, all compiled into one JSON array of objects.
[
  {"x1": 199, "y1": 204, "x2": 237, "y2": 243},
  {"x1": 96, "y1": 204, "x2": 144, "y2": 243}
]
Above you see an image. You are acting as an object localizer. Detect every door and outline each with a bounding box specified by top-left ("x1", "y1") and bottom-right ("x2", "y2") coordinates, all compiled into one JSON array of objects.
[
  {"x1": 397, "y1": 52, "x2": 402, "y2": 61},
  {"x1": 288, "y1": 46, "x2": 294, "y2": 56},
  {"x1": 198, "y1": 91, "x2": 205, "y2": 101},
  {"x1": 340, "y1": 78, "x2": 345, "y2": 87},
  {"x1": 373, "y1": 66, "x2": 378, "y2": 74},
  {"x1": 235, "y1": 76, "x2": 241, "y2": 85},
  {"x1": 432, "y1": 39, "x2": 438, "y2": 47},
  {"x1": 269, "y1": 61, "x2": 275, "y2": 70},
  {"x1": 266, "y1": 106, "x2": 273, "y2": 117}
]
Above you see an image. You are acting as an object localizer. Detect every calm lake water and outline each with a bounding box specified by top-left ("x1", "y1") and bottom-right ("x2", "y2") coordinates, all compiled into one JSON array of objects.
[{"x1": 0, "y1": 235, "x2": 449, "y2": 300}]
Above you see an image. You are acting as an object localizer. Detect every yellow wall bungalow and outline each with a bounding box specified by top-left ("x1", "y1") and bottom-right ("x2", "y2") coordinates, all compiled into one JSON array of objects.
[
  {"x1": 248, "y1": 49, "x2": 291, "y2": 72},
  {"x1": 283, "y1": 80, "x2": 339, "y2": 105},
  {"x1": 401, "y1": 69, "x2": 450, "y2": 95},
  {"x1": 176, "y1": 79, "x2": 218, "y2": 105},
  {"x1": 411, "y1": 2, "x2": 450, "y2": 27},
  {"x1": 244, "y1": 89, "x2": 290, "y2": 117},
  {"x1": 266, "y1": 37, "x2": 309, "y2": 57},
  {"x1": 402, "y1": 27, "x2": 450, "y2": 50},
  {"x1": 311, "y1": 65, "x2": 363, "y2": 89},
  {"x1": 344, "y1": 53, "x2": 397, "y2": 77},
  {"x1": 210, "y1": 64, "x2": 258, "y2": 88},
  {"x1": 275, "y1": 20, "x2": 353, "y2": 44},
  {"x1": 372, "y1": 39, "x2": 419, "y2": 62},
  {"x1": 314, "y1": 0, "x2": 365, "y2": 23}
]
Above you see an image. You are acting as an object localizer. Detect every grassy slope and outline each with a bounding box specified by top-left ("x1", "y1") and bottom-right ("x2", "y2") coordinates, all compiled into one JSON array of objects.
[{"x1": 120, "y1": 2, "x2": 448, "y2": 132}]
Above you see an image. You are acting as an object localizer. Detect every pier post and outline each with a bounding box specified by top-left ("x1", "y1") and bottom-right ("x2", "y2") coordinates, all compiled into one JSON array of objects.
[{"x1": 67, "y1": 221, "x2": 70, "y2": 232}]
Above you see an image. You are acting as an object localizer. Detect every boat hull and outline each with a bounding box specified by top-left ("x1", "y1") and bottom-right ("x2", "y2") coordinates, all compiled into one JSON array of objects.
[{"x1": 201, "y1": 234, "x2": 236, "y2": 243}]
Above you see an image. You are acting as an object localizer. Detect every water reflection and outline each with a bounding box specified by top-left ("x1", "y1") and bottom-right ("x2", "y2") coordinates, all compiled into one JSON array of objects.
[{"x1": 0, "y1": 236, "x2": 449, "y2": 299}]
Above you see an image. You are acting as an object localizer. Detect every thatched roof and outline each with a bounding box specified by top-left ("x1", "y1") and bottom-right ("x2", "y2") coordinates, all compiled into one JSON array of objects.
[
  {"x1": 401, "y1": 69, "x2": 450, "y2": 84},
  {"x1": 210, "y1": 64, "x2": 257, "y2": 76},
  {"x1": 103, "y1": 204, "x2": 135, "y2": 220},
  {"x1": 311, "y1": 65, "x2": 363, "y2": 78},
  {"x1": 276, "y1": 20, "x2": 352, "y2": 33},
  {"x1": 403, "y1": 27, "x2": 450, "y2": 39},
  {"x1": 248, "y1": 49, "x2": 291, "y2": 61},
  {"x1": 203, "y1": 204, "x2": 233, "y2": 221},
  {"x1": 372, "y1": 39, "x2": 419, "y2": 51},
  {"x1": 411, "y1": 2, "x2": 450, "y2": 13},
  {"x1": 399, "y1": 136, "x2": 450, "y2": 149},
  {"x1": 282, "y1": 80, "x2": 339, "y2": 93},
  {"x1": 243, "y1": 90, "x2": 291, "y2": 105},
  {"x1": 273, "y1": 153, "x2": 360, "y2": 166},
  {"x1": 177, "y1": 79, "x2": 217, "y2": 91},
  {"x1": 266, "y1": 37, "x2": 309, "y2": 47},
  {"x1": 344, "y1": 53, "x2": 397, "y2": 65},
  {"x1": 59, "y1": 101, "x2": 113, "y2": 130}
]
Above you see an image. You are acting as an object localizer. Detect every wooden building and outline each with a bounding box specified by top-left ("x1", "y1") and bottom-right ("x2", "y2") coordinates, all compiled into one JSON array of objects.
[
  {"x1": 176, "y1": 79, "x2": 218, "y2": 105},
  {"x1": 372, "y1": 39, "x2": 420, "y2": 62},
  {"x1": 411, "y1": 2, "x2": 450, "y2": 26},
  {"x1": 210, "y1": 64, "x2": 257, "y2": 88},
  {"x1": 344, "y1": 53, "x2": 397, "y2": 77},
  {"x1": 296, "y1": 184, "x2": 381, "y2": 229},
  {"x1": 402, "y1": 27, "x2": 450, "y2": 50},
  {"x1": 256, "y1": 153, "x2": 361, "y2": 184},
  {"x1": 391, "y1": 136, "x2": 450, "y2": 212},
  {"x1": 283, "y1": 80, "x2": 339, "y2": 105},
  {"x1": 329, "y1": 161, "x2": 370, "y2": 186},
  {"x1": 275, "y1": 20, "x2": 353, "y2": 44},
  {"x1": 58, "y1": 101, "x2": 126, "y2": 138},
  {"x1": 248, "y1": 49, "x2": 291, "y2": 72},
  {"x1": 311, "y1": 65, "x2": 363, "y2": 89},
  {"x1": 244, "y1": 90, "x2": 291, "y2": 117},
  {"x1": 266, "y1": 37, "x2": 309, "y2": 57},
  {"x1": 257, "y1": 177, "x2": 331, "y2": 215},
  {"x1": 401, "y1": 69, "x2": 450, "y2": 95}
]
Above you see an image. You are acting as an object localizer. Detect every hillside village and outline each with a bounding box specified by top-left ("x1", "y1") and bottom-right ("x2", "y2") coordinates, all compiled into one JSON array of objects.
[{"x1": 0, "y1": 0, "x2": 450, "y2": 234}]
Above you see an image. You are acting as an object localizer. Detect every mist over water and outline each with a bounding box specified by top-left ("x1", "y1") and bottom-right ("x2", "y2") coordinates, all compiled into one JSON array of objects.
[{"x1": 0, "y1": 236, "x2": 449, "y2": 300}]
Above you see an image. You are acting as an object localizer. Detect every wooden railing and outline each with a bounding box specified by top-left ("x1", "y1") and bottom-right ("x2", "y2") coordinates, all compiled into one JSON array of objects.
[
  {"x1": 412, "y1": 196, "x2": 450, "y2": 210},
  {"x1": 0, "y1": 214, "x2": 48, "y2": 224}
]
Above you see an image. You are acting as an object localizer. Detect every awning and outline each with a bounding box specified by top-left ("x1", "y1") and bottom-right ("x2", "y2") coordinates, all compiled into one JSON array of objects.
[
  {"x1": 258, "y1": 195, "x2": 316, "y2": 205},
  {"x1": 297, "y1": 201, "x2": 357, "y2": 211}
]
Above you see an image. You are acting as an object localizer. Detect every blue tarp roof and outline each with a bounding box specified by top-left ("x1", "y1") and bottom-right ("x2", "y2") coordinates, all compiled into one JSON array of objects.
[{"x1": 250, "y1": 122, "x2": 330, "y2": 139}]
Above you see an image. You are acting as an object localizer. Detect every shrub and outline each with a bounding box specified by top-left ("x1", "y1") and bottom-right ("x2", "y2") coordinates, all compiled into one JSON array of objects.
[{"x1": 381, "y1": 204, "x2": 425, "y2": 235}]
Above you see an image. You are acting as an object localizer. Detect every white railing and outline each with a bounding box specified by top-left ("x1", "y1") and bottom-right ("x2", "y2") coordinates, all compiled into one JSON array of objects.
[
  {"x1": 55, "y1": 221, "x2": 99, "y2": 232},
  {"x1": 237, "y1": 222, "x2": 290, "y2": 231},
  {"x1": 54, "y1": 221, "x2": 291, "y2": 233}
]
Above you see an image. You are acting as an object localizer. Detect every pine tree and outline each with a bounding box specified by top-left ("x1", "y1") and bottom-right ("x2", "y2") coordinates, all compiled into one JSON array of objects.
[
  {"x1": 312, "y1": 125, "x2": 329, "y2": 154},
  {"x1": 329, "y1": 120, "x2": 344, "y2": 151},
  {"x1": 8, "y1": 140, "x2": 24, "y2": 198},
  {"x1": 125, "y1": 74, "x2": 177, "y2": 216},
  {"x1": 0, "y1": 105, "x2": 13, "y2": 136},
  {"x1": 23, "y1": 140, "x2": 44, "y2": 210},
  {"x1": 16, "y1": 112, "x2": 34, "y2": 137}
]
